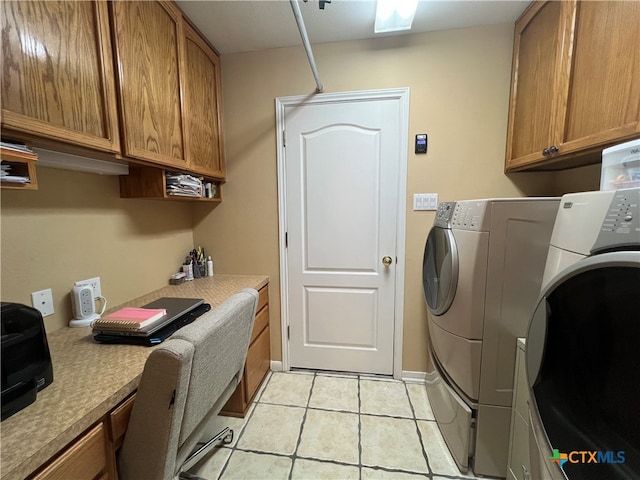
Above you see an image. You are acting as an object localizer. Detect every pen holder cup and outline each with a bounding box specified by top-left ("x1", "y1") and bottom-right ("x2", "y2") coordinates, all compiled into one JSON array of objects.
[{"x1": 194, "y1": 263, "x2": 206, "y2": 278}]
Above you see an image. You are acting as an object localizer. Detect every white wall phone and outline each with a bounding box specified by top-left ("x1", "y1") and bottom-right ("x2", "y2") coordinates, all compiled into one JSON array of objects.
[{"x1": 70, "y1": 284, "x2": 106, "y2": 327}]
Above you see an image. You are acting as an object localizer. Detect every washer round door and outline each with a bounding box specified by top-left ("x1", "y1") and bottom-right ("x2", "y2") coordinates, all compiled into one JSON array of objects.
[
  {"x1": 422, "y1": 226, "x2": 458, "y2": 315},
  {"x1": 527, "y1": 251, "x2": 640, "y2": 480}
]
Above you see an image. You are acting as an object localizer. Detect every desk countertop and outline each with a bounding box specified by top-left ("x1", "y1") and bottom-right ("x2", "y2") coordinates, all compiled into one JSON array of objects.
[{"x1": 0, "y1": 274, "x2": 269, "y2": 480}]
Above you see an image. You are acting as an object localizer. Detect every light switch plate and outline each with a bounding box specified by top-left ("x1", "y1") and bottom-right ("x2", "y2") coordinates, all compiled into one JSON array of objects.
[
  {"x1": 413, "y1": 193, "x2": 438, "y2": 211},
  {"x1": 31, "y1": 288, "x2": 55, "y2": 317}
]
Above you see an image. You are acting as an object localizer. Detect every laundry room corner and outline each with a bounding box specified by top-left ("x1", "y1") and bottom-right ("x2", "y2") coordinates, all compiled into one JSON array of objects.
[{"x1": 192, "y1": 22, "x2": 558, "y2": 375}]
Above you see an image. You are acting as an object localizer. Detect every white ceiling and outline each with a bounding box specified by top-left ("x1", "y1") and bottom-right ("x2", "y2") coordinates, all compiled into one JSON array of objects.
[{"x1": 177, "y1": 0, "x2": 530, "y2": 55}]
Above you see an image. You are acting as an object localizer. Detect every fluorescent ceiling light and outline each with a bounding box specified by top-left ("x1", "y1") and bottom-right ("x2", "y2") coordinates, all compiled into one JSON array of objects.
[
  {"x1": 34, "y1": 148, "x2": 129, "y2": 175},
  {"x1": 375, "y1": 0, "x2": 419, "y2": 33}
]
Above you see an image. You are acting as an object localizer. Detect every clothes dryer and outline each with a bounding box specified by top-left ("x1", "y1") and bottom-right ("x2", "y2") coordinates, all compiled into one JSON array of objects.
[
  {"x1": 422, "y1": 197, "x2": 559, "y2": 477},
  {"x1": 526, "y1": 188, "x2": 640, "y2": 480}
]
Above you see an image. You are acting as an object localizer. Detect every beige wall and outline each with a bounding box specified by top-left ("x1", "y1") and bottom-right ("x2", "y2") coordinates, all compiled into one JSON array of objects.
[
  {"x1": 193, "y1": 24, "x2": 560, "y2": 373},
  {"x1": 1, "y1": 166, "x2": 195, "y2": 332},
  {"x1": 553, "y1": 163, "x2": 601, "y2": 195}
]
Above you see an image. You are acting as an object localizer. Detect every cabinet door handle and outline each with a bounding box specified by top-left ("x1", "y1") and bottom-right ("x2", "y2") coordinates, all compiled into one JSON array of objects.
[
  {"x1": 549, "y1": 145, "x2": 559, "y2": 154},
  {"x1": 542, "y1": 147, "x2": 550, "y2": 156},
  {"x1": 522, "y1": 464, "x2": 531, "y2": 480}
]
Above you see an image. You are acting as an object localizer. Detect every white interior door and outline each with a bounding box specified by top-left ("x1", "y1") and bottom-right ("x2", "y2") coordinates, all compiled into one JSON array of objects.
[{"x1": 278, "y1": 89, "x2": 408, "y2": 375}]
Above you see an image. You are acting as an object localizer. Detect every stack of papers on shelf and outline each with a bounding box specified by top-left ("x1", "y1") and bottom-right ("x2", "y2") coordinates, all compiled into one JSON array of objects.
[
  {"x1": 166, "y1": 173, "x2": 203, "y2": 197},
  {"x1": 0, "y1": 164, "x2": 30, "y2": 184},
  {"x1": 1, "y1": 141, "x2": 35, "y2": 155}
]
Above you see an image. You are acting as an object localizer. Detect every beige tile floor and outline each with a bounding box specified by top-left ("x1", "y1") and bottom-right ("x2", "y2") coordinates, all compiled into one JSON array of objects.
[{"x1": 192, "y1": 371, "x2": 479, "y2": 480}]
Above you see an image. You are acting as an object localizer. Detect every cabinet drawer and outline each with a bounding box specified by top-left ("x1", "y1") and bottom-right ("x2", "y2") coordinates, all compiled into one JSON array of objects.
[
  {"x1": 245, "y1": 325, "x2": 270, "y2": 402},
  {"x1": 251, "y1": 305, "x2": 270, "y2": 344},
  {"x1": 109, "y1": 394, "x2": 135, "y2": 449},
  {"x1": 32, "y1": 423, "x2": 108, "y2": 480},
  {"x1": 257, "y1": 285, "x2": 269, "y2": 313}
]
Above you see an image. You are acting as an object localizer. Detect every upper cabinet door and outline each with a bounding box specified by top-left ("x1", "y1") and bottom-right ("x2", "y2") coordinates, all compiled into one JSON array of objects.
[
  {"x1": 505, "y1": 1, "x2": 574, "y2": 170},
  {"x1": 184, "y1": 22, "x2": 226, "y2": 179},
  {"x1": 1, "y1": 1, "x2": 120, "y2": 153},
  {"x1": 110, "y1": 1, "x2": 188, "y2": 169},
  {"x1": 560, "y1": 1, "x2": 640, "y2": 153},
  {"x1": 506, "y1": 1, "x2": 640, "y2": 172}
]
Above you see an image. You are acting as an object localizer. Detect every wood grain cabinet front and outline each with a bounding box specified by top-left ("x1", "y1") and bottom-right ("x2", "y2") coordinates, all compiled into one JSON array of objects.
[
  {"x1": 1, "y1": 0, "x2": 226, "y2": 194},
  {"x1": 183, "y1": 21, "x2": 226, "y2": 180},
  {"x1": 505, "y1": 1, "x2": 640, "y2": 171},
  {"x1": 30, "y1": 423, "x2": 111, "y2": 480},
  {"x1": 221, "y1": 285, "x2": 271, "y2": 417},
  {"x1": 1, "y1": 0, "x2": 120, "y2": 153},
  {"x1": 110, "y1": 0, "x2": 188, "y2": 170}
]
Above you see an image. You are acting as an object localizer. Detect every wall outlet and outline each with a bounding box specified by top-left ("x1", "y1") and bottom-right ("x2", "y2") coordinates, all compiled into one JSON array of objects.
[
  {"x1": 75, "y1": 276, "x2": 102, "y2": 298},
  {"x1": 31, "y1": 288, "x2": 55, "y2": 317}
]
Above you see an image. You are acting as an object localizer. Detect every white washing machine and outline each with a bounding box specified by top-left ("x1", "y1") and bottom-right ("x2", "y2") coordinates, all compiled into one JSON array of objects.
[
  {"x1": 422, "y1": 197, "x2": 559, "y2": 477},
  {"x1": 526, "y1": 188, "x2": 640, "y2": 480}
]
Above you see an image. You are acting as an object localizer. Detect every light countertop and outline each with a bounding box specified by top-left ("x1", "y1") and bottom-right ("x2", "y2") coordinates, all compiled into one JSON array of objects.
[{"x1": 0, "y1": 274, "x2": 268, "y2": 480}]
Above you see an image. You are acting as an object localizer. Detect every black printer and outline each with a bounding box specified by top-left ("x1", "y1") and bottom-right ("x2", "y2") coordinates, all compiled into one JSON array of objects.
[{"x1": 1, "y1": 302, "x2": 53, "y2": 421}]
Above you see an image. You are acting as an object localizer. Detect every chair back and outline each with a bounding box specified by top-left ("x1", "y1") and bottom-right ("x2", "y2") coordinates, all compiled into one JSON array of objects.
[{"x1": 118, "y1": 288, "x2": 259, "y2": 480}]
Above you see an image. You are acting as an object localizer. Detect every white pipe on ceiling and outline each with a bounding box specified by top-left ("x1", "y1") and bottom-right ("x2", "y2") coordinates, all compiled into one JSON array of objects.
[{"x1": 289, "y1": 0, "x2": 324, "y2": 93}]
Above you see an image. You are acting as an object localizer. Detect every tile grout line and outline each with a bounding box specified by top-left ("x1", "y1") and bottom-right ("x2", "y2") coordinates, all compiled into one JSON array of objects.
[
  {"x1": 286, "y1": 371, "x2": 317, "y2": 479},
  {"x1": 216, "y1": 371, "x2": 457, "y2": 480},
  {"x1": 404, "y1": 381, "x2": 435, "y2": 480},
  {"x1": 215, "y1": 371, "x2": 275, "y2": 479}
]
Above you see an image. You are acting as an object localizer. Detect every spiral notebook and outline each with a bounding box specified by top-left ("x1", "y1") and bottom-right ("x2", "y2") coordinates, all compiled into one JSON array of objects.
[
  {"x1": 97, "y1": 307, "x2": 168, "y2": 330},
  {"x1": 92, "y1": 297, "x2": 204, "y2": 337}
]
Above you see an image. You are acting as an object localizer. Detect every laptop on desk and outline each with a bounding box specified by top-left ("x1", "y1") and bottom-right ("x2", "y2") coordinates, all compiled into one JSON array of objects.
[{"x1": 93, "y1": 297, "x2": 210, "y2": 346}]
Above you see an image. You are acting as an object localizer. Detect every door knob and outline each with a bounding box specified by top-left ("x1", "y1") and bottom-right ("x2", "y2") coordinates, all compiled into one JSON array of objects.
[{"x1": 382, "y1": 256, "x2": 393, "y2": 266}]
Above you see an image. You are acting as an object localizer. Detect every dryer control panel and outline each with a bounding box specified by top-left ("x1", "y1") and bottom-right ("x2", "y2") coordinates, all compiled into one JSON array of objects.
[{"x1": 592, "y1": 187, "x2": 640, "y2": 253}]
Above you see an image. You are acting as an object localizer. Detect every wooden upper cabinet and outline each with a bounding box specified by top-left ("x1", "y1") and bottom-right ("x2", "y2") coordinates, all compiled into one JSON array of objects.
[
  {"x1": 1, "y1": 1, "x2": 120, "y2": 153},
  {"x1": 505, "y1": 1, "x2": 640, "y2": 172},
  {"x1": 505, "y1": 1, "x2": 573, "y2": 170},
  {"x1": 110, "y1": 1, "x2": 188, "y2": 170},
  {"x1": 562, "y1": 2, "x2": 640, "y2": 152},
  {"x1": 184, "y1": 22, "x2": 226, "y2": 179}
]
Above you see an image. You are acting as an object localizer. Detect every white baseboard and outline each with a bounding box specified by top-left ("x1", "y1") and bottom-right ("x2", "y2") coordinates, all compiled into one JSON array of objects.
[
  {"x1": 402, "y1": 370, "x2": 427, "y2": 383},
  {"x1": 270, "y1": 360, "x2": 283, "y2": 372}
]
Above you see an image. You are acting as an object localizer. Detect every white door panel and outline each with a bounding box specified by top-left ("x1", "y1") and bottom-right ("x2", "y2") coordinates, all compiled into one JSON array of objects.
[
  {"x1": 305, "y1": 287, "x2": 377, "y2": 348},
  {"x1": 303, "y1": 126, "x2": 380, "y2": 272},
  {"x1": 282, "y1": 92, "x2": 406, "y2": 375}
]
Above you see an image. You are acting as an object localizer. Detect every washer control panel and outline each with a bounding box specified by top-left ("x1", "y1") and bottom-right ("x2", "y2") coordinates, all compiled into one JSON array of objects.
[{"x1": 593, "y1": 188, "x2": 640, "y2": 253}]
